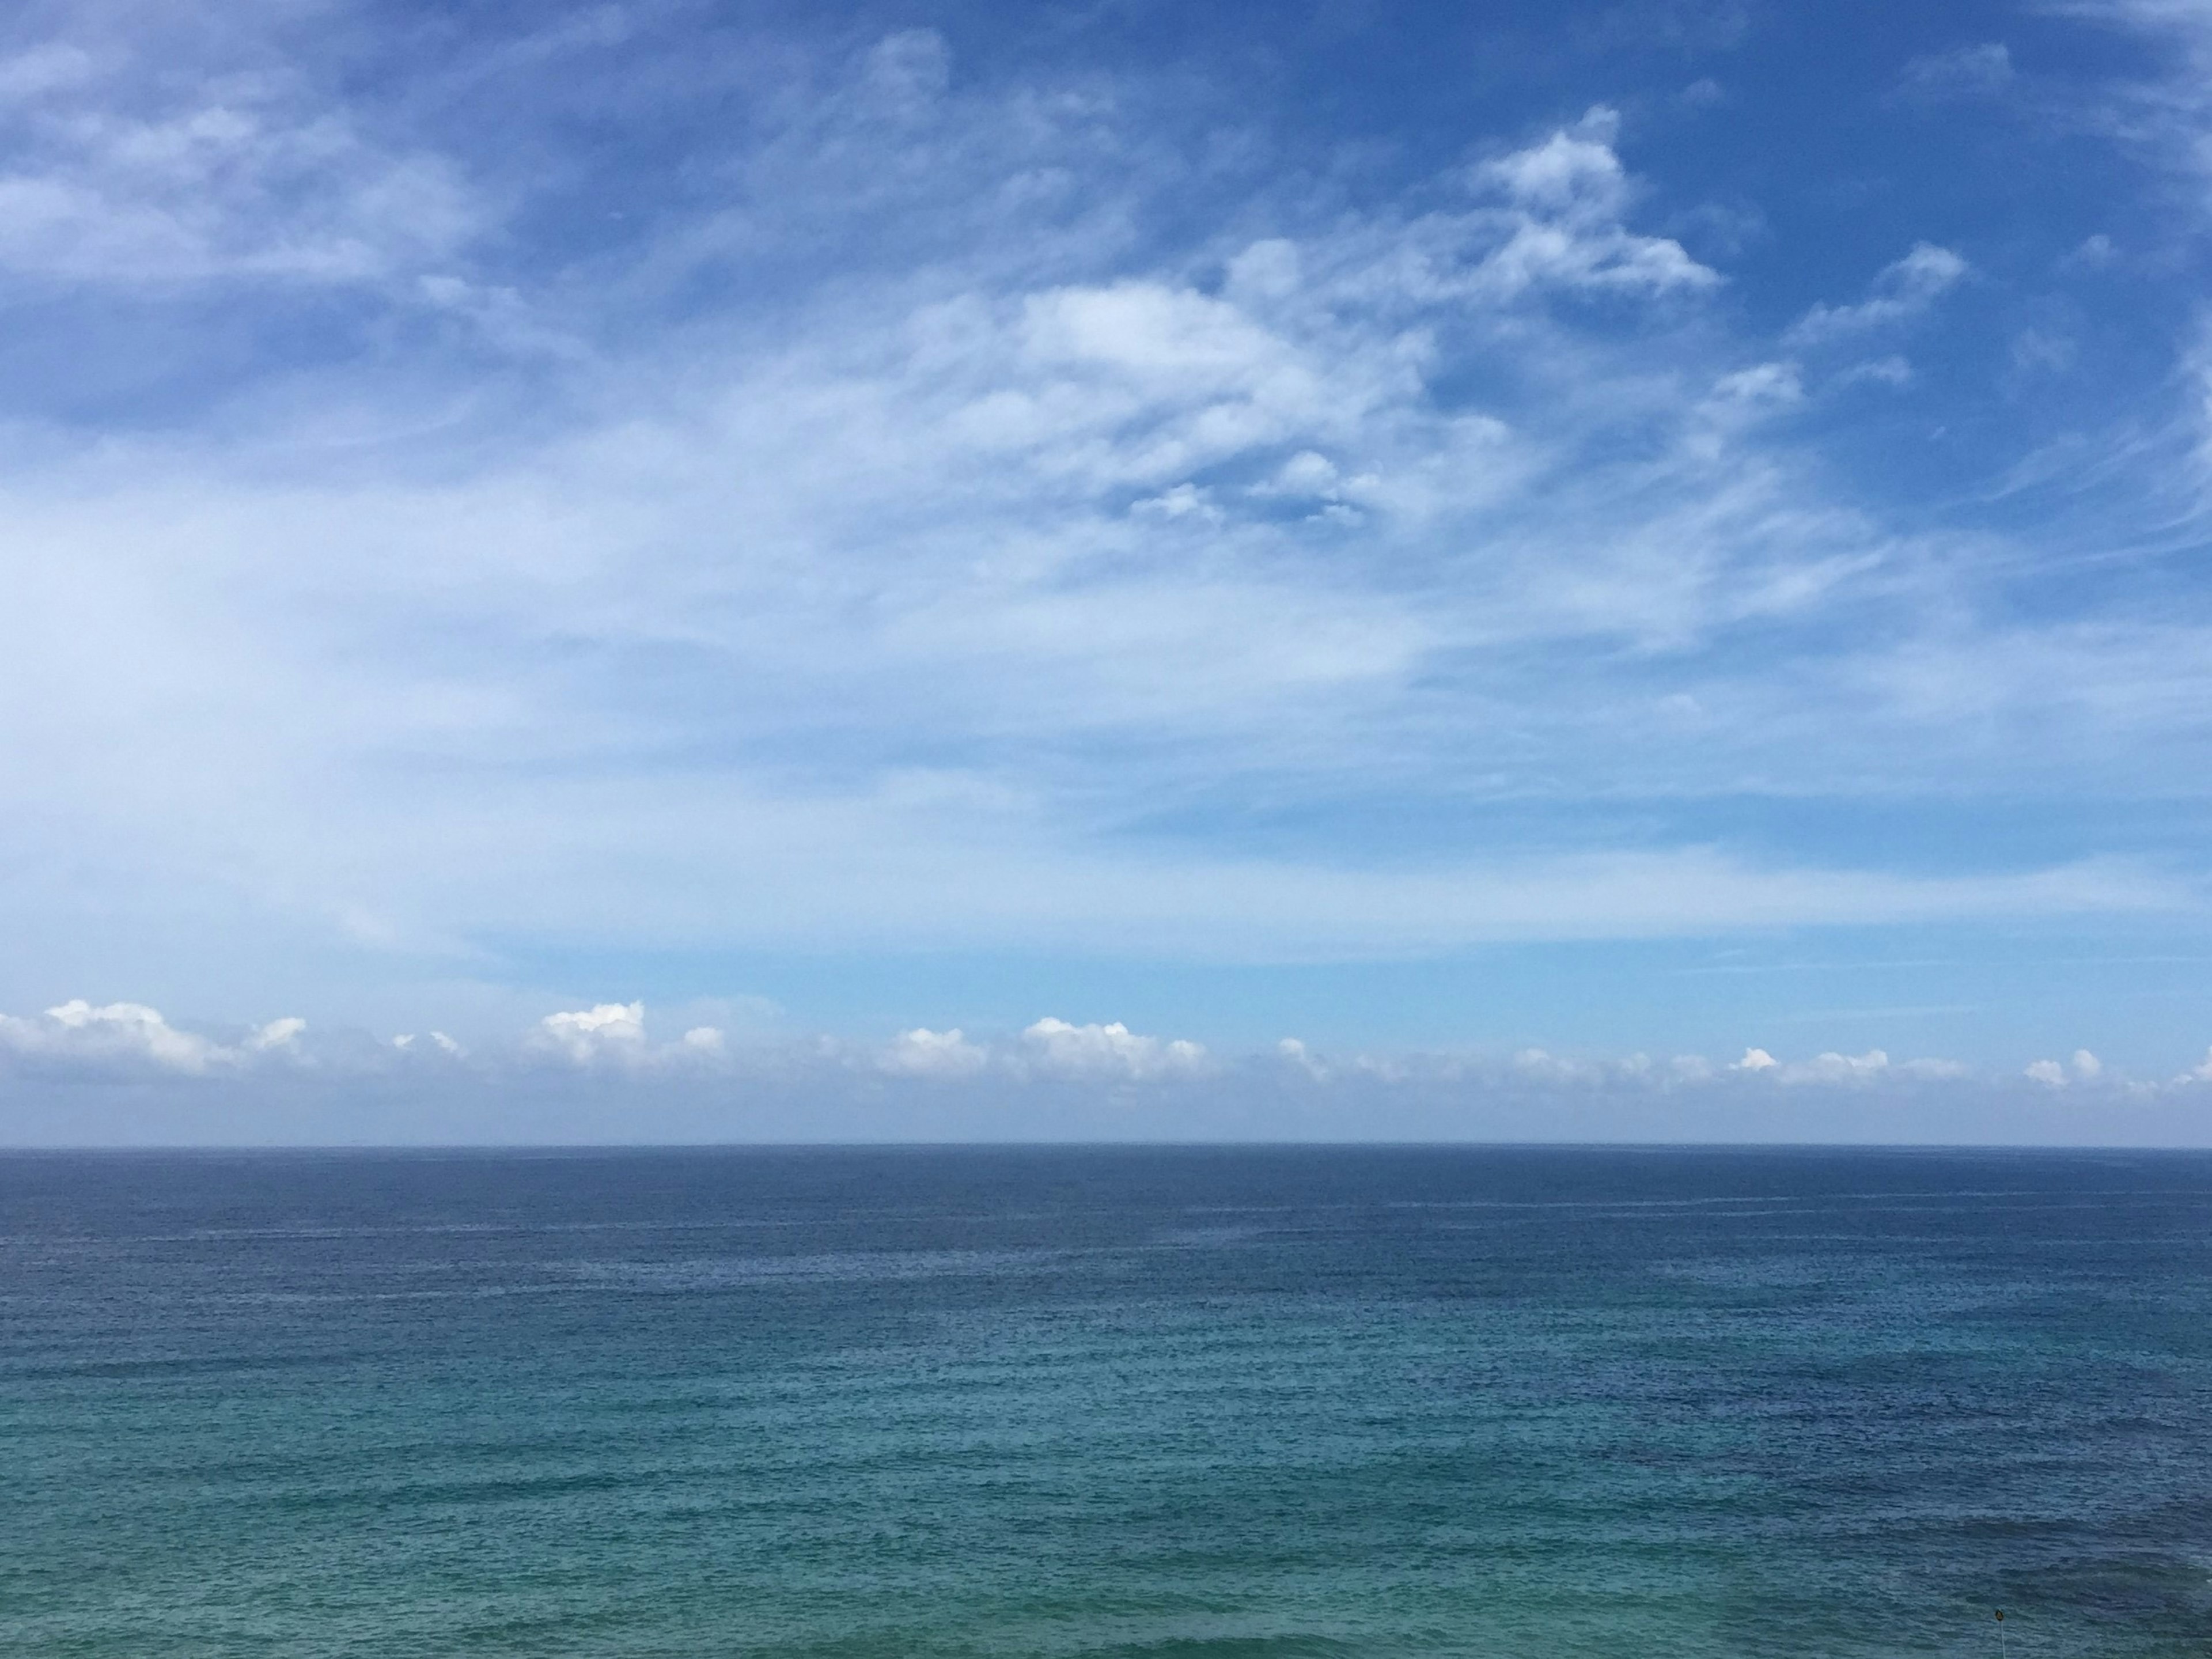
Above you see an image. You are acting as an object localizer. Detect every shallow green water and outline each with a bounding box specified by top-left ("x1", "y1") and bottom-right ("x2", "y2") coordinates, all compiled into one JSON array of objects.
[{"x1": 4, "y1": 1147, "x2": 2209, "y2": 1657}]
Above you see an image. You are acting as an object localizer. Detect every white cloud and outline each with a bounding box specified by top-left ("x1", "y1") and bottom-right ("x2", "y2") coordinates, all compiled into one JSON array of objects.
[
  {"x1": 880, "y1": 1026, "x2": 990, "y2": 1077},
  {"x1": 1900, "y1": 1056, "x2": 1972, "y2": 1080},
  {"x1": 1840, "y1": 354, "x2": 1914, "y2": 387},
  {"x1": 1131, "y1": 482, "x2": 1223, "y2": 522},
  {"x1": 1022, "y1": 282, "x2": 1297, "y2": 391},
  {"x1": 532, "y1": 1001, "x2": 649, "y2": 1063},
  {"x1": 1787, "y1": 244, "x2": 1969, "y2": 346},
  {"x1": 2055, "y1": 4, "x2": 2212, "y2": 191},
  {"x1": 1721, "y1": 1047, "x2": 1969, "y2": 1085},
  {"x1": 2062, "y1": 233, "x2": 2118, "y2": 270},
  {"x1": 1020, "y1": 1017, "x2": 1209, "y2": 1081},
  {"x1": 860, "y1": 29, "x2": 952, "y2": 113},
  {"x1": 1779, "y1": 1048, "x2": 1891, "y2": 1084},
  {"x1": 248, "y1": 1016, "x2": 307, "y2": 1051},
  {"x1": 1896, "y1": 43, "x2": 2014, "y2": 101},
  {"x1": 1461, "y1": 109, "x2": 1720, "y2": 300},
  {"x1": 0, "y1": 44, "x2": 96, "y2": 101},
  {"x1": 525, "y1": 1003, "x2": 745, "y2": 1069},
  {"x1": 1705, "y1": 361, "x2": 1803, "y2": 414},
  {"x1": 0, "y1": 9, "x2": 2204, "y2": 1042},
  {"x1": 0, "y1": 997, "x2": 304, "y2": 1075},
  {"x1": 2024, "y1": 1048, "x2": 2106, "y2": 1088},
  {"x1": 1265, "y1": 451, "x2": 1343, "y2": 498},
  {"x1": 0, "y1": 41, "x2": 476, "y2": 286},
  {"x1": 3, "y1": 987, "x2": 2200, "y2": 1142},
  {"x1": 2011, "y1": 328, "x2": 2077, "y2": 375},
  {"x1": 40, "y1": 998, "x2": 226, "y2": 1071},
  {"x1": 1512, "y1": 1046, "x2": 1603, "y2": 1084}
]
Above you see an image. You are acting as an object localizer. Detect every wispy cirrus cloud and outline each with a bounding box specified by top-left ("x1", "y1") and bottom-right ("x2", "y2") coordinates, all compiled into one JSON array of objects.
[
  {"x1": 1893, "y1": 43, "x2": 2015, "y2": 103},
  {"x1": 1, "y1": 63, "x2": 2173, "y2": 961},
  {"x1": 0, "y1": 33, "x2": 475, "y2": 287},
  {"x1": 1, "y1": 1, "x2": 2211, "y2": 1115},
  {"x1": 1785, "y1": 243, "x2": 1969, "y2": 347}
]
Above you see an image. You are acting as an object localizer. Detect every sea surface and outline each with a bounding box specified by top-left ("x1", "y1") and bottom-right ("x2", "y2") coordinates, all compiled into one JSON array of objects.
[{"x1": 3, "y1": 1146, "x2": 2209, "y2": 1659}]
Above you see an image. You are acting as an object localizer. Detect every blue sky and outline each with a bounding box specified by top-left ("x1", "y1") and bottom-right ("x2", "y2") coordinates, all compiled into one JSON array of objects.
[{"x1": 5, "y1": 0, "x2": 2212, "y2": 1141}]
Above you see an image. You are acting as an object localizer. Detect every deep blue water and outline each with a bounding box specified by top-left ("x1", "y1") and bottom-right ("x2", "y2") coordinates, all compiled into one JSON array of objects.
[{"x1": 3, "y1": 1146, "x2": 2209, "y2": 1658}]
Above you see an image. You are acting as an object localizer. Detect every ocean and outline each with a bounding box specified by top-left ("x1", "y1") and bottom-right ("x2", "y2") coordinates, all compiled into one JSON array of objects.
[{"x1": 3, "y1": 1146, "x2": 2208, "y2": 1658}]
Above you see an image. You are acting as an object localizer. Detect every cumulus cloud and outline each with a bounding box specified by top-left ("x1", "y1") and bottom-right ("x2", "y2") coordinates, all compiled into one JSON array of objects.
[
  {"x1": 1355, "y1": 1046, "x2": 1728, "y2": 1092},
  {"x1": 880, "y1": 1026, "x2": 990, "y2": 1077},
  {"x1": 248, "y1": 1016, "x2": 307, "y2": 1051},
  {"x1": 33, "y1": 999, "x2": 226, "y2": 1072},
  {"x1": 1020, "y1": 1018, "x2": 1209, "y2": 1081},
  {"x1": 1899, "y1": 1056, "x2": 1972, "y2": 1081},
  {"x1": 2026, "y1": 1048, "x2": 2105, "y2": 1087},
  {"x1": 533, "y1": 1002, "x2": 647, "y2": 1063},
  {"x1": 1778, "y1": 1048, "x2": 1891, "y2": 1084},
  {"x1": 15, "y1": 988, "x2": 2212, "y2": 1149},
  {"x1": 1466, "y1": 108, "x2": 1721, "y2": 299},
  {"x1": 1512, "y1": 1046, "x2": 1604, "y2": 1084},
  {"x1": 0, "y1": 998, "x2": 302, "y2": 1075},
  {"x1": 1714, "y1": 1046, "x2": 1968, "y2": 1085},
  {"x1": 1787, "y1": 244, "x2": 1969, "y2": 345},
  {"x1": 525, "y1": 1002, "x2": 726, "y2": 1069}
]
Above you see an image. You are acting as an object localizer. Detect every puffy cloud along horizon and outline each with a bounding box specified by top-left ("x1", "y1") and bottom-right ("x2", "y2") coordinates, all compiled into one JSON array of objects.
[
  {"x1": 8, "y1": 991, "x2": 2212, "y2": 1094},
  {"x1": 8, "y1": 988, "x2": 2212, "y2": 1145}
]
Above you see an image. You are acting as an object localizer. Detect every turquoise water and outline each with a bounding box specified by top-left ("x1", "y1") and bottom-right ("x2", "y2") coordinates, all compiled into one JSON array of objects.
[{"x1": 3, "y1": 1147, "x2": 2210, "y2": 1658}]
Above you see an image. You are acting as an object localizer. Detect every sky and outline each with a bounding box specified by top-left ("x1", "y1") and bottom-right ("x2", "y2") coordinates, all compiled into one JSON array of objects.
[{"x1": 6, "y1": 0, "x2": 2212, "y2": 1142}]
